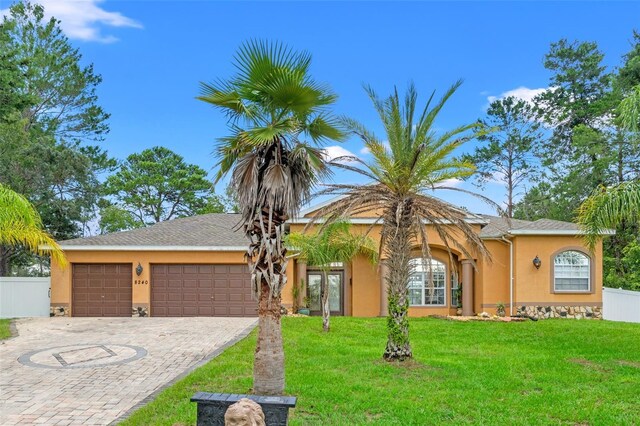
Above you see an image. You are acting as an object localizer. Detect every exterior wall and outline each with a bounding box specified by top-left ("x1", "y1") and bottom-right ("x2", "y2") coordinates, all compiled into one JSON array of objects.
[
  {"x1": 290, "y1": 222, "x2": 483, "y2": 261},
  {"x1": 52, "y1": 226, "x2": 604, "y2": 319},
  {"x1": 513, "y1": 235, "x2": 602, "y2": 307},
  {"x1": 478, "y1": 240, "x2": 511, "y2": 315},
  {"x1": 290, "y1": 220, "x2": 464, "y2": 318},
  {"x1": 51, "y1": 250, "x2": 260, "y2": 317},
  {"x1": 350, "y1": 253, "x2": 381, "y2": 317}
]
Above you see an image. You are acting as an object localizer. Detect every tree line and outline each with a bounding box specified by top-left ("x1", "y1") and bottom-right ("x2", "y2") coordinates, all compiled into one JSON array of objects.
[
  {"x1": 464, "y1": 33, "x2": 640, "y2": 290},
  {"x1": 0, "y1": 2, "x2": 235, "y2": 275}
]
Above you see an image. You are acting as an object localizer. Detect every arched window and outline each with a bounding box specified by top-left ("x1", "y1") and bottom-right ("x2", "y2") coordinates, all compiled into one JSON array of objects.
[
  {"x1": 553, "y1": 250, "x2": 591, "y2": 292},
  {"x1": 407, "y1": 258, "x2": 446, "y2": 306}
]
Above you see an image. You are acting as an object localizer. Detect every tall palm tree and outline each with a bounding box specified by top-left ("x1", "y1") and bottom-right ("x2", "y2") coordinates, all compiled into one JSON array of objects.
[
  {"x1": 0, "y1": 183, "x2": 66, "y2": 275},
  {"x1": 198, "y1": 40, "x2": 344, "y2": 395},
  {"x1": 314, "y1": 82, "x2": 491, "y2": 361},
  {"x1": 578, "y1": 85, "x2": 640, "y2": 249},
  {"x1": 288, "y1": 221, "x2": 377, "y2": 332}
]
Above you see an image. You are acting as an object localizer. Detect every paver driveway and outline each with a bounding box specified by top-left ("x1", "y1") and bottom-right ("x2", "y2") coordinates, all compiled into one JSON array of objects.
[{"x1": 0, "y1": 317, "x2": 257, "y2": 425}]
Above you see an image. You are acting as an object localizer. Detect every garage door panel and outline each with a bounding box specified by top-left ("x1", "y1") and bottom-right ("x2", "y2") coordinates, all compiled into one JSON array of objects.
[
  {"x1": 72, "y1": 263, "x2": 132, "y2": 317},
  {"x1": 229, "y1": 279, "x2": 244, "y2": 289},
  {"x1": 151, "y1": 263, "x2": 255, "y2": 317},
  {"x1": 167, "y1": 265, "x2": 182, "y2": 274},
  {"x1": 74, "y1": 264, "x2": 89, "y2": 274},
  {"x1": 182, "y1": 279, "x2": 198, "y2": 288},
  {"x1": 213, "y1": 279, "x2": 228, "y2": 288},
  {"x1": 182, "y1": 265, "x2": 199, "y2": 274},
  {"x1": 228, "y1": 306, "x2": 245, "y2": 316},
  {"x1": 197, "y1": 306, "x2": 213, "y2": 316},
  {"x1": 228, "y1": 293, "x2": 243, "y2": 302},
  {"x1": 152, "y1": 265, "x2": 167, "y2": 274},
  {"x1": 198, "y1": 279, "x2": 213, "y2": 288},
  {"x1": 183, "y1": 293, "x2": 198, "y2": 302},
  {"x1": 167, "y1": 293, "x2": 183, "y2": 302},
  {"x1": 88, "y1": 264, "x2": 103, "y2": 274},
  {"x1": 198, "y1": 265, "x2": 213, "y2": 274}
]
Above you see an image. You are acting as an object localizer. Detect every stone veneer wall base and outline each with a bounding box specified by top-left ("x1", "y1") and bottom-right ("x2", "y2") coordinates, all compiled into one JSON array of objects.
[
  {"x1": 50, "y1": 306, "x2": 69, "y2": 317},
  {"x1": 132, "y1": 306, "x2": 149, "y2": 317},
  {"x1": 517, "y1": 305, "x2": 602, "y2": 320}
]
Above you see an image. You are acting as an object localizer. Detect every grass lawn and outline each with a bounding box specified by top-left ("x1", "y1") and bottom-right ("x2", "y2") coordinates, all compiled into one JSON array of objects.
[
  {"x1": 0, "y1": 319, "x2": 12, "y2": 340},
  {"x1": 121, "y1": 317, "x2": 640, "y2": 425}
]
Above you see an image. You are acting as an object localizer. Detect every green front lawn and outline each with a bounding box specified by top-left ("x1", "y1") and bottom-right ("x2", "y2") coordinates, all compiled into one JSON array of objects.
[
  {"x1": 0, "y1": 319, "x2": 12, "y2": 340},
  {"x1": 122, "y1": 317, "x2": 640, "y2": 425}
]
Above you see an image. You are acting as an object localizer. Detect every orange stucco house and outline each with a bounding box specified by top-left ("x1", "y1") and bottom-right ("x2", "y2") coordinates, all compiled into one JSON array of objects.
[{"x1": 50, "y1": 202, "x2": 611, "y2": 320}]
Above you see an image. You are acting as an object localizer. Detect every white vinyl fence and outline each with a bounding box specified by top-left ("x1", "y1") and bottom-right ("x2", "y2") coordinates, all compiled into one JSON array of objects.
[
  {"x1": 603, "y1": 287, "x2": 640, "y2": 323},
  {"x1": 0, "y1": 277, "x2": 50, "y2": 318}
]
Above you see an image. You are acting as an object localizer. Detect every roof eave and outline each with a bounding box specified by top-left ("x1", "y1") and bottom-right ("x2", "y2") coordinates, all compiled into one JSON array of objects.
[
  {"x1": 54, "y1": 245, "x2": 248, "y2": 251},
  {"x1": 290, "y1": 217, "x2": 488, "y2": 225},
  {"x1": 509, "y1": 229, "x2": 616, "y2": 236}
]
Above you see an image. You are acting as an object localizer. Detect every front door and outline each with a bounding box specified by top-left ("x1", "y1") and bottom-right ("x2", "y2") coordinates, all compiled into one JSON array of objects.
[{"x1": 307, "y1": 271, "x2": 344, "y2": 316}]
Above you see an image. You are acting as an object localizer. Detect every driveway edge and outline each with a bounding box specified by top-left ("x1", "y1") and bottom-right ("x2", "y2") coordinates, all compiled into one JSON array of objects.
[{"x1": 110, "y1": 319, "x2": 258, "y2": 425}]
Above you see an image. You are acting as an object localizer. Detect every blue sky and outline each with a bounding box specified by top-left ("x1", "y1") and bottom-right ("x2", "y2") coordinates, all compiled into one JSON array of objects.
[{"x1": 6, "y1": 1, "x2": 640, "y2": 214}]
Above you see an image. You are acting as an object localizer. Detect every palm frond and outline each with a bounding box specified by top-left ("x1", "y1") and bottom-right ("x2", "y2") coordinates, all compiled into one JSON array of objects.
[
  {"x1": 617, "y1": 84, "x2": 640, "y2": 132},
  {"x1": 0, "y1": 184, "x2": 67, "y2": 268},
  {"x1": 200, "y1": 39, "x2": 344, "y2": 198},
  {"x1": 578, "y1": 181, "x2": 640, "y2": 250}
]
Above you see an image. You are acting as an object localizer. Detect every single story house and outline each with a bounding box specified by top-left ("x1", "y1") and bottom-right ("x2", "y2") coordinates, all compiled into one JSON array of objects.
[{"x1": 50, "y1": 203, "x2": 610, "y2": 319}]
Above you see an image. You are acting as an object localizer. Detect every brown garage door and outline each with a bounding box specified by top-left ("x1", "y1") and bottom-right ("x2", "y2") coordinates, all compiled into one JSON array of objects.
[
  {"x1": 151, "y1": 264, "x2": 256, "y2": 317},
  {"x1": 72, "y1": 264, "x2": 132, "y2": 317}
]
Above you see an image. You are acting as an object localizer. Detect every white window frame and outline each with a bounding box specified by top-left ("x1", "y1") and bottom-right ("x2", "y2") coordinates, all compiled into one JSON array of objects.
[
  {"x1": 553, "y1": 250, "x2": 591, "y2": 293},
  {"x1": 407, "y1": 258, "x2": 447, "y2": 307},
  {"x1": 450, "y1": 272, "x2": 459, "y2": 307}
]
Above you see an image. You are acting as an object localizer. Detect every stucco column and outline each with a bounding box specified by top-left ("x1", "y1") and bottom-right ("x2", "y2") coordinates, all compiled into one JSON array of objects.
[
  {"x1": 344, "y1": 262, "x2": 352, "y2": 316},
  {"x1": 462, "y1": 260, "x2": 474, "y2": 316},
  {"x1": 295, "y1": 260, "x2": 307, "y2": 309},
  {"x1": 379, "y1": 260, "x2": 389, "y2": 317}
]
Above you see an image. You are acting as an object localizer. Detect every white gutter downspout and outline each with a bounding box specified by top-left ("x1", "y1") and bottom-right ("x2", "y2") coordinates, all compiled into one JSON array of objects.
[{"x1": 501, "y1": 236, "x2": 514, "y2": 316}]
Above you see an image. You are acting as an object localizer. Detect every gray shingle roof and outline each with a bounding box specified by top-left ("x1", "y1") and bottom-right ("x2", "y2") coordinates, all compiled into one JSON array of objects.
[
  {"x1": 59, "y1": 212, "x2": 590, "y2": 249},
  {"x1": 478, "y1": 215, "x2": 582, "y2": 238},
  {"x1": 478, "y1": 216, "x2": 532, "y2": 238},
  {"x1": 59, "y1": 214, "x2": 247, "y2": 248}
]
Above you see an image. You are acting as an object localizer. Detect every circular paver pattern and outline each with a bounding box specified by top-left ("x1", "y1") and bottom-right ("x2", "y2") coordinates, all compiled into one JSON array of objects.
[{"x1": 18, "y1": 344, "x2": 147, "y2": 369}]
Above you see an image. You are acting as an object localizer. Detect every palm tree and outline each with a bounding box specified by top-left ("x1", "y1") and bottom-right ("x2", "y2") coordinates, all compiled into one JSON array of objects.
[
  {"x1": 578, "y1": 85, "x2": 640, "y2": 249},
  {"x1": 314, "y1": 82, "x2": 491, "y2": 361},
  {"x1": 287, "y1": 221, "x2": 377, "y2": 332},
  {"x1": 0, "y1": 183, "x2": 66, "y2": 275},
  {"x1": 578, "y1": 181, "x2": 640, "y2": 249},
  {"x1": 197, "y1": 40, "x2": 344, "y2": 395}
]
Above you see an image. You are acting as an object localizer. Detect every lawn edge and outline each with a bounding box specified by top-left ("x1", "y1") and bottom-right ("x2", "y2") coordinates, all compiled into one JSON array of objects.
[
  {"x1": 110, "y1": 319, "x2": 258, "y2": 426},
  {"x1": 9, "y1": 319, "x2": 18, "y2": 339},
  {"x1": 0, "y1": 318, "x2": 19, "y2": 341}
]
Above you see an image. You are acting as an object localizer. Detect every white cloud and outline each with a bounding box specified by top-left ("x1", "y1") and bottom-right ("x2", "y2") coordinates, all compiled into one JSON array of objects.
[
  {"x1": 322, "y1": 146, "x2": 357, "y2": 163},
  {"x1": 433, "y1": 178, "x2": 463, "y2": 188},
  {"x1": 1, "y1": 0, "x2": 142, "y2": 43},
  {"x1": 486, "y1": 86, "x2": 549, "y2": 106}
]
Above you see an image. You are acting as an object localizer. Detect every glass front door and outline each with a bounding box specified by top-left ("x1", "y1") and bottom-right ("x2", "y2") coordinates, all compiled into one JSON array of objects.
[{"x1": 307, "y1": 271, "x2": 343, "y2": 316}]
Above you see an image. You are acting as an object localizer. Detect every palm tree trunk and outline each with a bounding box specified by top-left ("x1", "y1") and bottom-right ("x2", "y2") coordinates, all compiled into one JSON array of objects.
[
  {"x1": 253, "y1": 278, "x2": 285, "y2": 395},
  {"x1": 0, "y1": 246, "x2": 11, "y2": 277},
  {"x1": 249, "y1": 208, "x2": 287, "y2": 395},
  {"x1": 383, "y1": 205, "x2": 413, "y2": 361},
  {"x1": 321, "y1": 270, "x2": 331, "y2": 332}
]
